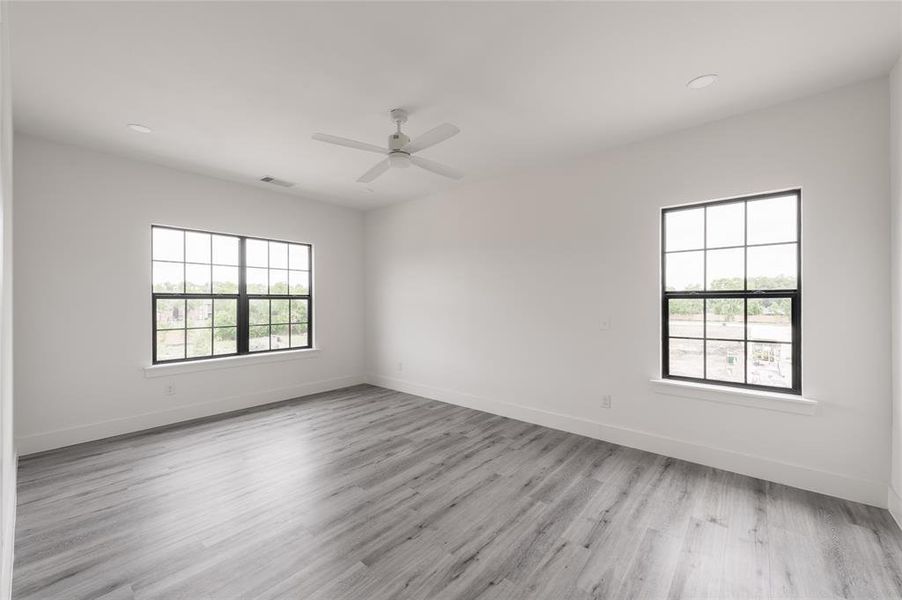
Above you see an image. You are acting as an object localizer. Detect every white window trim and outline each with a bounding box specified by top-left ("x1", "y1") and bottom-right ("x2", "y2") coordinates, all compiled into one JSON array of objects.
[
  {"x1": 144, "y1": 347, "x2": 320, "y2": 378},
  {"x1": 650, "y1": 378, "x2": 817, "y2": 415}
]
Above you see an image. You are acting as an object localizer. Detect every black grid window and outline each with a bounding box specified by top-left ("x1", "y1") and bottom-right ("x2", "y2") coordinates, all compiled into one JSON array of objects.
[
  {"x1": 662, "y1": 190, "x2": 800, "y2": 394},
  {"x1": 152, "y1": 226, "x2": 312, "y2": 363}
]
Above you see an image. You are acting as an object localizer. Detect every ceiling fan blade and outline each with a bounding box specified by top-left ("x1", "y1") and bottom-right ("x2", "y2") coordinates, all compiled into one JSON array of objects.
[
  {"x1": 410, "y1": 155, "x2": 463, "y2": 180},
  {"x1": 357, "y1": 158, "x2": 391, "y2": 183},
  {"x1": 312, "y1": 133, "x2": 387, "y2": 155},
  {"x1": 403, "y1": 123, "x2": 460, "y2": 154}
]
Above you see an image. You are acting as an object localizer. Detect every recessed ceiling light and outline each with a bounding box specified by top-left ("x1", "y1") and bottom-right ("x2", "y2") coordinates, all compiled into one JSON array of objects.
[
  {"x1": 687, "y1": 74, "x2": 718, "y2": 90},
  {"x1": 126, "y1": 123, "x2": 152, "y2": 133}
]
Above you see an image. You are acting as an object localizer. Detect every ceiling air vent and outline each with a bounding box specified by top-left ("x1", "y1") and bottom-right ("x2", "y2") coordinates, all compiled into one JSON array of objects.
[{"x1": 260, "y1": 176, "x2": 295, "y2": 188}]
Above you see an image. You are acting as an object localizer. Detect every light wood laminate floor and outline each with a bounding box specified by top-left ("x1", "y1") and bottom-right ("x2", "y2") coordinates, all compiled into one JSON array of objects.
[{"x1": 13, "y1": 385, "x2": 902, "y2": 599}]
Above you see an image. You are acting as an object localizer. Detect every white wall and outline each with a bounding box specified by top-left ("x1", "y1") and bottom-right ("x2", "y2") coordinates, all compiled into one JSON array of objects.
[
  {"x1": 13, "y1": 134, "x2": 366, "y2": 454},
  {"x1": 0, "y1": 1, "x2": 13, "y2": 596},
  {"x1": 366, "y1": 79, "x2": 892, "y2": 507},
  {"x1": 890, "y1": 57, "x2": 902, "y2": 525}
]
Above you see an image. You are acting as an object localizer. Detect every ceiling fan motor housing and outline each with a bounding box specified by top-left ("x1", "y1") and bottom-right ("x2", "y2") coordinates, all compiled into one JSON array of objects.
[{"x1": 388, "y1": 132, "x2": 410, "y2": 151}]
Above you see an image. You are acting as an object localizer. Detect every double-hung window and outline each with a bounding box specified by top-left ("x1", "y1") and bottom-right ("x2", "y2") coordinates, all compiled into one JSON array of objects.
[
  {"x1": 152, "y1": 226, "x2": 312, "y2": 363},
  {"x1": 662, "y1": 190, "x2": 800, "y2": 393}
]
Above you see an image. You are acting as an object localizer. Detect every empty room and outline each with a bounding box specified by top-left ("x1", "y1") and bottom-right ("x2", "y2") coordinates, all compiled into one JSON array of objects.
[{"x1": 1, "y1": 0, "x2": 902, "y2": 598}]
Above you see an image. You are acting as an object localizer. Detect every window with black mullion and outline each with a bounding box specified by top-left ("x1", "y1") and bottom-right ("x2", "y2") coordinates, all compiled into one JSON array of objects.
[
  {"x1": 152, "y1": 226, "x2": 312, "y2": 364},
  {"x1": 662, "y1": 190, "x2": 800, "y2": 393},
  {"x1": 244, "y1": 236, "x2": 311, "y2": 353}
]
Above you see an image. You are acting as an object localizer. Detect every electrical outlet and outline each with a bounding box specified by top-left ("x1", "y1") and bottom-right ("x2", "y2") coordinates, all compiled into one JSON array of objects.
[
  {"x1": 601, "y1": 394, "x2": 612, "y2": 409},
  {"x1": 165, "y1": 384, "x2": 176, "y2": 396}
]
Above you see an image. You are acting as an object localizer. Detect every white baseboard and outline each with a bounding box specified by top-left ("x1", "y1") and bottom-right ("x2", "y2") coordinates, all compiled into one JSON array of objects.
[
  {"x1": 16, "y1": 375, "x2": 366, "y2": 456},
  {"x1": 369, "y1": 374, "x2": 887, "y2": 508},
  {"x1": 890, "y1": 485, "x2": 902, "y2": 531}
]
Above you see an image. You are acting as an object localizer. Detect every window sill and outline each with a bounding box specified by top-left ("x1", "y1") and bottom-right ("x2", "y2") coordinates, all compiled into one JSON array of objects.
[
  {"x1": 649, "y1": 378, "x2": 817, "y2": 415},
  {"x1": 144, "y1": 348, "x2": 321, "y2": 378}
]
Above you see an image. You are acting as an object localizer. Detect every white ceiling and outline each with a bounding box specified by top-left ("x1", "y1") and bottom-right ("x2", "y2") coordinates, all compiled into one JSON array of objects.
[{"x1": 10, "y1": 1, "x2": 902, "y2": 210}]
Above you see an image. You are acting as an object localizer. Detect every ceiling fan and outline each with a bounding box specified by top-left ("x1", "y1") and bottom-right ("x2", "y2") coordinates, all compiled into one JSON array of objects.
[{"x1": 313, "y1": 109, "x2": 463, "y2": 183}]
